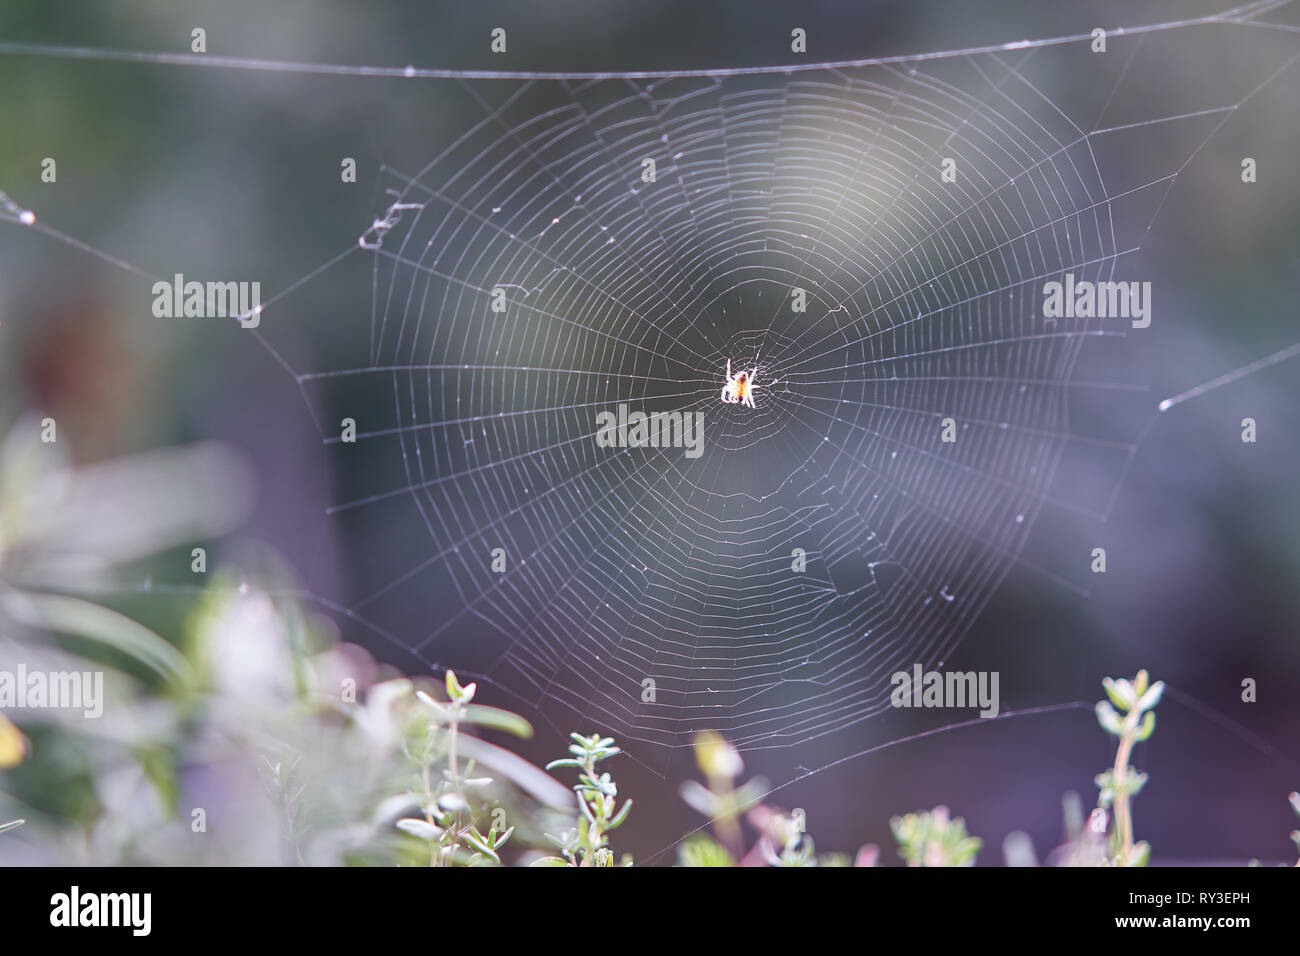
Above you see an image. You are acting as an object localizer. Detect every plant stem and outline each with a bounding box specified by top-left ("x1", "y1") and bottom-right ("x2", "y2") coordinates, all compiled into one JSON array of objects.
[
  {"x1": 448, "y1": 714, "x2": 459, "y2": 780},
  {"x1": 1113, "y1": 725, "x2": 1134, "y2": 862},
  {"x1": 422, "y1": 761, "x2": 437, "y2": 867}
]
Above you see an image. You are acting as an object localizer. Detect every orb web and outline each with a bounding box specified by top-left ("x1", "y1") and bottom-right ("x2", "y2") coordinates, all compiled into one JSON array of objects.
[
  {"x1": 306, "y1": 56, "x2": 1139, "y2": 752},
  {"x1": 1, "y1": 2, "x2": 1296, "y2": 761}
]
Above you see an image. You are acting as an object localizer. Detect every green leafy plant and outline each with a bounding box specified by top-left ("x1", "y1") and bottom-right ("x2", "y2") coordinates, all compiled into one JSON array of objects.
[
  {"x1": 677, "y1": 731, "x2": 874, "y2": 867},
  {"x1": 392, "y1": 670, "x2": 543, "y2": 866},
  {"x1": 678, "y1": 832, "x2": 738, "y2": 867},
  {"x1": 678, "y1": 732, "x2": 766, "y2": 864},
  {"x1": 1093, "y1": 669, "x2": 1164, "y2": 866},
  {"x1": 537, "y1": 733, "x2": 633, "y2": 866},
  {"x1": 891, "y1": 806, "x2": 981, "y2": 866}
]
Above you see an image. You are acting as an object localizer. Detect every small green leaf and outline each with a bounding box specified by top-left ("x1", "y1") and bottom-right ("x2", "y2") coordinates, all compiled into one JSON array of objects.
[
  {"x1": 1135, "y1": 681, "x2": 1164, "y2": 714},
  {"x1": 1102, "y1": 677, "x2": 1135, "y2": 711},
  {"x1": 463, "y1": 828, "x2": 500, "y2": 863},
  {"x1": 678, "y1": 779, "x2": 718, "y2": 817},
  {"x1": 1127, "y1": 771, "x2": 1148, "y2": 797},
  {"x1": 1135, "y1": 710, "x2": 1156, "y2": 742},
  {"x1": 1095, "y1": 701, "x2": 1123, "y2": 736},
  {"x1": 437, "y1": 792, "x2": 468, "y2": 813},
  {"x1": 461, "y1": 704, "x2": 532, "y2": 738},
  {"x1": 608, "y1": 798, "x2": 633, "y2": 829},
  {"x1": 445, "y1": 670, "x2": 477, "y2": 704},
  {"x1": 396, "y1": 818, "x2": 442, "y2": 842}
]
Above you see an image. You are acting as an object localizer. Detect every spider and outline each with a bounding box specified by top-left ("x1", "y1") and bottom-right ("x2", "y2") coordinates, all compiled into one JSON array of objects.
[{"x1": 720, "y1": 359, "x2": 760, "y2": 409}]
